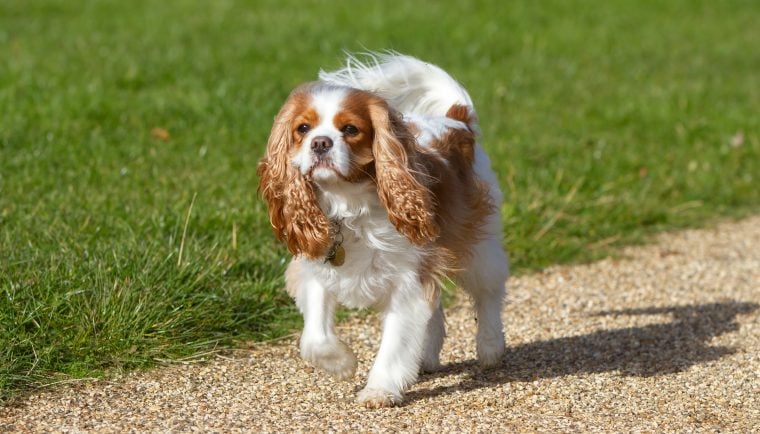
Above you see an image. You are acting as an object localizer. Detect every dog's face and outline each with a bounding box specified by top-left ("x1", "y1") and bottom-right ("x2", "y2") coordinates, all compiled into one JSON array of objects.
[
  {"x1": 257, "y1": 83, "x2": 438, "y2": 259},
  {"x1": 287, "y1": 85, "x2": 376, "y2": 184}
]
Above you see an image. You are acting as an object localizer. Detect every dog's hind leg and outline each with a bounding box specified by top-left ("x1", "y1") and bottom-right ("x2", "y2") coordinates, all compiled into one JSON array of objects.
[
  {"x1": 458, "y1": 235, "x2": 509, "y2": 368},
  {"x1": 421, "y1": 299, "x2": 445, "y2": 373}
]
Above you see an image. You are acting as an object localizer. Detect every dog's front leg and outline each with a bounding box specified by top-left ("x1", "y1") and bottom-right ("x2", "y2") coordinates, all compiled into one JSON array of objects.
[
  {"x1": 288, "y1": 261, "x2": 357, "y2": 380},
  {"x1": 357, "y1": 285, "x2": 434, "y2": 408}
]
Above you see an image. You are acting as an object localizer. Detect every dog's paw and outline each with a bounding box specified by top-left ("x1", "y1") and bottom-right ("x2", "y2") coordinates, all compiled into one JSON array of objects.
[
  {"x1": 356, "y1": 387, "x2": 402, "y2": 409},
  {"x1": 476, "y1": 337, "x2": 505, "y2": 369},
  {"x1": 419, "y1": 357, "x2": 442, "y2": 374},
  {"x1": 300, "y1": 338, "x2": 358, "y2": 380}
]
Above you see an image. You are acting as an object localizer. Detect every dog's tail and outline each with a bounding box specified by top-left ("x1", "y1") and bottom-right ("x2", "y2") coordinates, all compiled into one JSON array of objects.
[{"x1": 318, "y1": 51, "x2": 480, "y2": 134}]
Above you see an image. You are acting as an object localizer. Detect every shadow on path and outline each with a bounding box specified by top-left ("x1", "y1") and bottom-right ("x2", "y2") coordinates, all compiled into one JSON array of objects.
[{"x1": 407, "y1": 301, "x2": 758, "y2": 403}]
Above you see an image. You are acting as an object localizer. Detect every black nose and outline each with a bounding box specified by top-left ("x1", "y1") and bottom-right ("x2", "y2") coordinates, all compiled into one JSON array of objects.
[{"x1": 310, "y1": 136, "x2": 333, "y2": 155}]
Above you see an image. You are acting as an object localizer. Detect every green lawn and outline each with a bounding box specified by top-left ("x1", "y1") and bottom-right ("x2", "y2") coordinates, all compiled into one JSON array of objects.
[{"x1": 1, "y1": 0, "x2": 758, "y2": 400}]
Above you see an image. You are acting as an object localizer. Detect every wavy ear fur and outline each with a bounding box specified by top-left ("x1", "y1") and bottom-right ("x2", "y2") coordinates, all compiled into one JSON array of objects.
[
  {"x1": 369, "y1": 101, "x2": 439, "y2": 245},
  {"x1": 257, "y1": 87, "x2": 331, "y2": 259}
]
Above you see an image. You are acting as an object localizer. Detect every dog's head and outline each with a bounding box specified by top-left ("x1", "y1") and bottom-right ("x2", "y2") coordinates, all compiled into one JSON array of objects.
[{"x1": 257, "y1": 83, "x2": 438, "y2": 258}]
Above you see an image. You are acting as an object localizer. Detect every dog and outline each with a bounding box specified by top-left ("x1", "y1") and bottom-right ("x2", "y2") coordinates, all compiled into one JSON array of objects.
[{"x1": 257, "y1": 52, "x2": 508, "y2": 408}]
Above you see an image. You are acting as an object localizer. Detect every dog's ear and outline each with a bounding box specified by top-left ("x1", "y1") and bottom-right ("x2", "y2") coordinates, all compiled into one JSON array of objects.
[
  {"x1": 369, "y1": 100, "x2": 439, "y2": 245},
  {"x1": 257, "y1": 87, "x2": 331, "y2": 259}
]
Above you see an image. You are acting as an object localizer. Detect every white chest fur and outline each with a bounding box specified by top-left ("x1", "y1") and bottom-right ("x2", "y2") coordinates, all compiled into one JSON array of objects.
[{"x1": 303, "y1": 181, "x2": 424, "y2": 309}]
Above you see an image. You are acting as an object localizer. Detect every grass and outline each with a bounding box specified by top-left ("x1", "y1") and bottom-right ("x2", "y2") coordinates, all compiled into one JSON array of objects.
[{"x1": 1, "y1": 0, "x2": 758, "y2": 400}]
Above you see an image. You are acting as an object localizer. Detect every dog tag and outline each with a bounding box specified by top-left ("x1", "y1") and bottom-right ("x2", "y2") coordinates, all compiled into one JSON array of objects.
[{"x1": 328, "y1": 245, "x2": 346, "y2": 266}]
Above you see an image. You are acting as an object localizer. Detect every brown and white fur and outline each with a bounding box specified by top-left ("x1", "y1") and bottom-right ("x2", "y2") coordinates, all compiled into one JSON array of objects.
[{"x1": 257, "y1": 53, "x2": 508, "y2": 408}]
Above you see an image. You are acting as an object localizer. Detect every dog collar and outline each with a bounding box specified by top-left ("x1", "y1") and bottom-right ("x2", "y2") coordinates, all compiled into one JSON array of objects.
[{"x1": 324, "y1": 219, "x2": 345, "y2": 266}]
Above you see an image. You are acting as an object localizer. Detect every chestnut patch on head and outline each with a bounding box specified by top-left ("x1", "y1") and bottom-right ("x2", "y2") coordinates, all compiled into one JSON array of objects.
[
  {"x1": 292, "y1": 107, "x2": 319, "y2": 148},
  {"x1": 334, "y1": 90, "x2": 377, "y2": 181}
]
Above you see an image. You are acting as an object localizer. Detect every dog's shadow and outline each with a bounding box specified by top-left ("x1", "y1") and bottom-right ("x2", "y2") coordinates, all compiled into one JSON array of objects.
[{"x1": 407, "y1": 301, "x2": 758, "y2": 403}]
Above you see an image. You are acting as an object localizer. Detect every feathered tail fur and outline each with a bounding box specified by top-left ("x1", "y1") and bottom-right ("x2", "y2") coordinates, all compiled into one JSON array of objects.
[{"x1": 318, "y1": 52, "x2": 480, "y2": 133}]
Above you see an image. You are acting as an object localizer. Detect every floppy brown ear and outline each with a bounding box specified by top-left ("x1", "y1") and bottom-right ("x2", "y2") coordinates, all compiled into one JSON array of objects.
[
  {"x1": 257, "y1": 89, "x2": 331, "y2": 259},
  {"x1": 369, "y1": 101, "x2": 439, "y2": 245}
]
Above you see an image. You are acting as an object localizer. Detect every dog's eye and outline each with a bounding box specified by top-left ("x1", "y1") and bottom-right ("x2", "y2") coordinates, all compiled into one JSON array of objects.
[
  {"x1": 341, "y1": 124, "x2": 359, "y2": 136},
  {"x1": 297, "y1": 123, "x2": 311, "y2": 134}
]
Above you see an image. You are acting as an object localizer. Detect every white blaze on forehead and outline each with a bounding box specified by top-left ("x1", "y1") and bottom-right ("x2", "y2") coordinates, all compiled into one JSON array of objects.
[{"x1": 307, "y1": 87, "x2": 348, "y2": 137}]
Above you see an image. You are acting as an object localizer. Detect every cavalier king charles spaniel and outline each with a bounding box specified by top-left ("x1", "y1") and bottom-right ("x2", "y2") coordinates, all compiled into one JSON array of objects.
[{"x1": 257, "y1": 53, "x2": 508, "y2": 408}]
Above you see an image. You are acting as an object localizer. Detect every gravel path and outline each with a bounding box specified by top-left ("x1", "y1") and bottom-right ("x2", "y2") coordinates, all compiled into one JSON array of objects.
[{"x1": 3, "y1": 216, "x2": 759, "y2": 432}]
